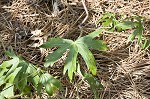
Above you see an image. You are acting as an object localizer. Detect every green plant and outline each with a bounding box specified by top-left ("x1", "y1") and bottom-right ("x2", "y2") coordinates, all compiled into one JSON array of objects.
[
  {"x1": 38, "y1": 73, "x2": 63, "y2": 96},
  {"x1": 116, "y1": 16, "x2": 150, "y2": 49},
  {"x1": 0, "y1": 49, "x2": 62, "y2": 98},
  {"x1": 97, "y1": 13, "x2": 150, "y2": 49},
  {"x1": 96, "y1": 12, "x2": 115, "y2": 27},
  {"x1": 142, "y1": 38, "x2": 150, "y2": 49},
  {"x1": 96, "y1": 12, "x2": 120, "y2": 31},
  {"x1": 84, "y1": 73, "x2": 104, "y2": 99},
  {"x1": 116, "y1": 16, "x2": 144, "y2": 43},
  {"x1": 40, "y1": 29, "x2": 107, "y2": 81}
]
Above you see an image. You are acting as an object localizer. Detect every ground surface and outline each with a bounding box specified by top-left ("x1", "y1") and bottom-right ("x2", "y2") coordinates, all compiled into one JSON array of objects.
[{"x1": 0, "y1": 0, "x2": 150, "y2": 99}]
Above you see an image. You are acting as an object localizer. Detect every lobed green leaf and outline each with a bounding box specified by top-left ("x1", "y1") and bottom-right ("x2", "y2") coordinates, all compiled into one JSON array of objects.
[{"x1": 42, "y1": 29, "x2": 107, "y2": 80}]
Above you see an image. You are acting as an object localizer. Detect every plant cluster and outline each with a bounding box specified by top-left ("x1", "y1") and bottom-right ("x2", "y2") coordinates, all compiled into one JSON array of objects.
[
  {"x1": 0, "y1": 49, "x2": 62, "y2": 98},
  {"x1": 0, "y1": 12, "x2": 149, "y2": 99}
]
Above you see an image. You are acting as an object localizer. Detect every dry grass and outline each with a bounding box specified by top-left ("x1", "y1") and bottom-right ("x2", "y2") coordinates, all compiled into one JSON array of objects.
[{"x1": 0, "y1": 0, "x2": 150, "y2": 99}]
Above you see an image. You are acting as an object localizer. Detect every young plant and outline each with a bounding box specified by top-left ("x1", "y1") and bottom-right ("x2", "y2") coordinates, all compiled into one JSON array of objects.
[
  {"x1": 97, "y1": 13, "x2": 149, "y2": 49},
  {"x1": 40, "y1": 29, "x2": 107, "y2": 81},
  {"x1": 96, "y1": 12, "x2": 119, "y2": 31},
  {"x1": 0, "y1": 49, "x2": 62, "y2": 98},
  {"x1": 96, "y1": 12, "x2": 116, "y2": 27}
]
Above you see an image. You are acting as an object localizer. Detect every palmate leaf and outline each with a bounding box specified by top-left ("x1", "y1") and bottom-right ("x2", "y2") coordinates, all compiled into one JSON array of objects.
[
  {"x1": 41, "y1": 29, "x2": 107, "y2": 80},
  {"x1": 0, "y1": 49, "x2": 63, "y2": 97},
  {"x1": 0, "y1": 51, "x2": 20, "y2": 86}
]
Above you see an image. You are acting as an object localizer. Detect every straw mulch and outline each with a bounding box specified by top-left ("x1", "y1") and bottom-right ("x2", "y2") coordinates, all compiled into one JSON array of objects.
[{"x1": 0, "y1": 0, "x2": 150, "y2": 99}]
